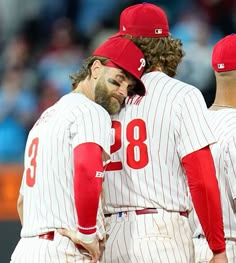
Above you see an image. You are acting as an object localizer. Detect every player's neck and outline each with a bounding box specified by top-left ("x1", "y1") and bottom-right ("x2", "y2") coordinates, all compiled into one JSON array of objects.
[
  {"x1": 210, "y1": 97, "x2": 236, "y2": 110},
  {"x1": 210, "y1": 84, "x2": 236, "y2": 110},
  {"x1": 210, "y1": 103, "x2": 236, "y2": 110}
]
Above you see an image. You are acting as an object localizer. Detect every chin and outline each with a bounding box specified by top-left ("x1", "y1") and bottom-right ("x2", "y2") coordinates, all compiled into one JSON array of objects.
[
  {"x1": 109, "y1": 106, "x2": 121, "y2": 115},
  {"x1": 108, "y1": 98, "x2": 121, "y2": 115},
  {"x1": 109, "y1": 103, "x2": 121, "y2": 115}
]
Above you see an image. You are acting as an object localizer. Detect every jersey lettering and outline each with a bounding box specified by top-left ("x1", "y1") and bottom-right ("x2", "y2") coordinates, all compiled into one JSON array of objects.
[
  {"x1": 107, "y1": 121, "x2": 122, "y2": 171},
  {"x1": 126, "y1": 119, "x2": 148, "y2": 169},
  {"x1": 26, "y1": 137, "x2": 39, "y2": 187},
  {"x1": 106, "y1": 119, "x2": 149, "y2": 171}
]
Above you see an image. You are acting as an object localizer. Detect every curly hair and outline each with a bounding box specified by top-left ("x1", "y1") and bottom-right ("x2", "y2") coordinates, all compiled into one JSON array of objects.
[
  {"x1": 70, "y1": 56, "x2": 109, "y2": 90},
  {"x1": 123, "y1": 35, "x2": 185, "y2": 77}
]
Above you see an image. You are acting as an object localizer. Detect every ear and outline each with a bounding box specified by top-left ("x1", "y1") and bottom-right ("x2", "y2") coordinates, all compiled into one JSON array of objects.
[{"x1": 91, "y1": 60, "x2": 103, "y2": 79}]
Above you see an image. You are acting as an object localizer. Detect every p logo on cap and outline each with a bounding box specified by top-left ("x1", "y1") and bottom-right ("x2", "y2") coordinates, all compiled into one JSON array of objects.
[{"x1": 138, "y1": 58, "x2": 146, "y2": 71}]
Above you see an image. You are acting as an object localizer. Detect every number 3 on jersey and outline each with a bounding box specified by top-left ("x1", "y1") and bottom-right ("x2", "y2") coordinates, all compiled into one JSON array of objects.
[
  {"x1": 26, "y1": 137, "x2": 39, "y2": 187},
  {"x1": 107, "y1": 119, "x2": 149, "y2": 171}
]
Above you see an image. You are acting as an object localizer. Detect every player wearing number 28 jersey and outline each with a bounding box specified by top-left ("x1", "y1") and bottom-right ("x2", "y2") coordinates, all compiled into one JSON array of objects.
[
  {"x1": 10, "y1": 37, "x2": 147, "y2": 263},
  {"x1": 101, "y1": 3, "x2": 227, "y2": 263}
]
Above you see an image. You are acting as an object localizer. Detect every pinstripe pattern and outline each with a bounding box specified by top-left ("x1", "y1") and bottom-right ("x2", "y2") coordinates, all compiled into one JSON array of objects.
[
  {"x1": 102, "y1": 72, "x2": 215, "y2": 262},
  {"x1": 193, "y1": 238, "x2": 236, "y2": 263},
  {"x1": 104, "y1": 72, "x2": 215, "y2": 213},
  {"x1": 190, "y1": 109, "x2": 236, "y2": 263},
  {"x1": 10, "y1": 231, "x2": 92, "y2": 262},
  {"x1": 12, "y1": 93, "x2": 111, "y2": 261},
  {"x1": 102, "y1": 210, "x2": 194, "y2": 263}
]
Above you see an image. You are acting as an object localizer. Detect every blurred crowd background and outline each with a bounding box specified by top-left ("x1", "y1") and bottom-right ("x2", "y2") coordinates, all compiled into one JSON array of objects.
[
  {"x1": 0, "y1": 1, "x2": 236, "y2": 261},
  {"x1": 0, "y1": 0, "x2": 235, "y2": 164}
]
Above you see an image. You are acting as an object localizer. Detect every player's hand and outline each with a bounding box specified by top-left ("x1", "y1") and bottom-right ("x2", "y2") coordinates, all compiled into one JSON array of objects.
[
  {"x1": 209, "y1": 251, "x2": 228, "y2": 263},
  {"x1": 57, "y1": 228, "x2": 100, "y2": 263},
  {"x1": 98, "y1": 234, "x2": 107, "y2": 260}
]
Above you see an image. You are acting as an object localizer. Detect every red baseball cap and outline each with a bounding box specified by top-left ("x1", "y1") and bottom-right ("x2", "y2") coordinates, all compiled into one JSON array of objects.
[
  {"x1": 212, "y1": 34, "x2": 236, "y2": 72},
  {"x1": 93, "y1": 37, "x2": 146, "y2": 96},
  {"x1": 111, "y1": 3, "x2": 169, "y2": 38}
]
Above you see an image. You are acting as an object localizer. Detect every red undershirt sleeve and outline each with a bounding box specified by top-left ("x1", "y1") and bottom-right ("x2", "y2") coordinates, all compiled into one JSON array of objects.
[
  {"x1": 73, "y1": 142, "x2": 104, "y2": 236},
  {"x1": 181, "y1": 146, "x2": 225, "y2": 254}
]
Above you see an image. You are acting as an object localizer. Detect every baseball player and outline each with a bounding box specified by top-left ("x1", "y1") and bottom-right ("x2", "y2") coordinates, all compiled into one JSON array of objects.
[
  {"x1": 10, "y1": 37, "x2": 146, "y2": 263},
  {"x1": 190, "y1": 34, "x2": 236, "y2": 263},
  {"x1": 100, "y1": 3, "x2": 227, "y2": 263}
]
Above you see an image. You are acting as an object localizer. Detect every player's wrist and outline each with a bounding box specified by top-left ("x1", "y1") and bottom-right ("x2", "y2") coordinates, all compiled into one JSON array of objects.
[
  {"x1": 212, "y1": 247, "x2": 226, "y2": 255},
  {"x1": 76, "y1": 231, "x2": 97, "y2": 244}
]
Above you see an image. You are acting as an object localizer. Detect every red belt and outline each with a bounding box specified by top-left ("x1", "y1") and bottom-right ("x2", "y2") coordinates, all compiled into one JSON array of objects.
[
  {"x1": 105, "y1": 208, "x2": 188, "y2": 218},
  {"x1": 39, "y1": 231, "x2": 83, "y2": 249},
  {"x1": 39, "y1": 231, "x2": 54, "y2": 241}
]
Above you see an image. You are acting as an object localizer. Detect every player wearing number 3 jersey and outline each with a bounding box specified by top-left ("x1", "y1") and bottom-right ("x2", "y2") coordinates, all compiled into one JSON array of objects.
[
  {"x1": 101, "y1": 3, "x2": 227, "y2": 263},
  {"x1": 10, "y1": 37, "x2": 147, "y2": 263}
]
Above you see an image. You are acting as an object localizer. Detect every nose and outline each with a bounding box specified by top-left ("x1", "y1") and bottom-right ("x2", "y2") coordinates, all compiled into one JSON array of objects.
[{"x1": 118, "y1": 83, "x2": 128, "y2": 98}]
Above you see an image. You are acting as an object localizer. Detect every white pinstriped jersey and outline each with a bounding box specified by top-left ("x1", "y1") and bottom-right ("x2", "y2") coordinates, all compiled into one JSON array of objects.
[
  {"x1": 191, "y1": 109, "x2": 236, "y2": 239},
  {"x1": 104, "y1": 72, "x2": 216, "y2": 214},
  {"x1": 20, "y1": 93, "x2": 111, "y2": 237}
]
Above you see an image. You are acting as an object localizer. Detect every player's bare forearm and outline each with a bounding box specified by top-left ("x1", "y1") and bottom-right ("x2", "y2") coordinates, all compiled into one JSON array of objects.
[
  {"x1": 17, "y1": 194, "x2": 23, "y2": 225},
  {"x1": 210, "y1": 251, "x2": 228, "y2": 262},
  {"x1": 57, "y1": 228, "x2": 101, "y2": 263}
]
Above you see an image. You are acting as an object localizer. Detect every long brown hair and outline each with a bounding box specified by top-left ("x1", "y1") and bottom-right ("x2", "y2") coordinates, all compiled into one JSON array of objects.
[{"x1": 123, "y1": 35, "x2": 185, "y2": 77}]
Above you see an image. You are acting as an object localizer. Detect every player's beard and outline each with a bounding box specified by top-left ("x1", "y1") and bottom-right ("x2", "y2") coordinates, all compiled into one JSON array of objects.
[{"x1": 94, "y1": 77, "x2": 124, "y2": 115}]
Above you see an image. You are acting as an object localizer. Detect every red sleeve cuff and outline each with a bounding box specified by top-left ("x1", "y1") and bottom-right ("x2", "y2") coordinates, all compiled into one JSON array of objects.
[
  {"x1": 78, "y1": 225, "x2": 96, "y2": 235},
  {"x1": 212, "y1": 247, "x2": 226, "y2": 254}
]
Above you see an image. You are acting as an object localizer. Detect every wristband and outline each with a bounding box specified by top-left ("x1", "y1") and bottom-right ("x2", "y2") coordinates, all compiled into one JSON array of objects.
[{"x1": 76, "y1": 231, "x2": 96, "y2": 244}]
